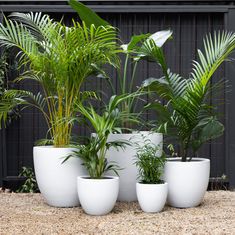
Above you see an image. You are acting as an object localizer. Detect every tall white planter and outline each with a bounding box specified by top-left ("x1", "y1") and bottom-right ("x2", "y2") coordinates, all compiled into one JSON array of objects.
[
  {"x1": 163, "y1": 158, "x2": 210, "y2": 208},
  {"x1": 106, "y1": 131, "x2": 163, "y2": 202},
  {"x1": 33, "y1": 146, "x2": 86, "y2": 207},
  {"x1": 77, "y1": 176, "x2": 119, "y2": 216}
]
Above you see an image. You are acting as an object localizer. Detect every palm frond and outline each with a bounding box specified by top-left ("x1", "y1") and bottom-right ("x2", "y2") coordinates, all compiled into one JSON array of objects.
[
  {"x1": 0, "y1": 10, "x2": 119, "y2": 146},
  {"x1": 9, "y1": 12, "x2": 55, "y2": 41},
  {"x1": 0, "y1": 89, "x2": 47, "y2": 127},
  {"x1": 143, "y1": 31, "x2": 235, "y2": 160}
]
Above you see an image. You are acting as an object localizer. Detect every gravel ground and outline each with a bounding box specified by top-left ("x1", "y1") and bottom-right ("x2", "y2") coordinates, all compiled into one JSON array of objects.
[{"x1": 0, "y1": 191, "x2": 234, "y2": 235}]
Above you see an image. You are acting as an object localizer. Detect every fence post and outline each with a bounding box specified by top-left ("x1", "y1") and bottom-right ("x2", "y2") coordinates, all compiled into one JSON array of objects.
[
  {"x1": 225, "y1": 7, "x2": 235, "y2": 189},
  {"x1": 0, "y1": 127, "x2": 6, "y2": 187}
]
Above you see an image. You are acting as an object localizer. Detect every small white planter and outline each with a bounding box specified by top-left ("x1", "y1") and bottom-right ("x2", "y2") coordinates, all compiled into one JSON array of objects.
[
  {"x1": 163, "y1": 158, "x2": 210, "y2": 208},
  {"x1": 106, "y1": 131, "x2": 163, "y2": 202},
  {"x1": 136, "y1": 182, "x2": 168, "y2": 213},
  {"x1": 77, "y1": 176, "x2": 119, "y2": 216},
  {"x1": 33, "y1": 146, "x2": 86, "y2": 207}
]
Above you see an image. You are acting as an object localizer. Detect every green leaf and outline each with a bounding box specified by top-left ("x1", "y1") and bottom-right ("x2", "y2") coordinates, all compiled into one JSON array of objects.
[
  {"x1": 142, "y1": 77, "x2": 172, "y2": 100},
  {"x1": 199, "y1": 118, "x2": 224, "y2": 141},
  {"x1": 192, "y1": 117, "x2": 224, "y2": 152},
  {"x1": 145, "y1": 102, "x2": 171, "y2": 122},
  {"x1": 121, "y1": 34, "x2": 150, "y2": 52},
  {"x1": 69, "y1": 0, "x2": 110, "y2": 27}
]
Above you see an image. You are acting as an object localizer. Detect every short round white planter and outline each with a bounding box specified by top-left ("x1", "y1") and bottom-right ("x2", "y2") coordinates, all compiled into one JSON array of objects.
[
  {"x1": 77, "y1": 176, "x2": 119, "y2": 216},
  {"x1": 163, "y1": 158, "x2": 210, "y2": 208},
  {"x1": 136, "y1": 182, "x2": 168, "y2": 213},
  {"x1": 106, "y1": 131, "x2": 163, "y2": 202},
  {"x1": 33, "y1": 146, "x2": 86, "y2": 207}
]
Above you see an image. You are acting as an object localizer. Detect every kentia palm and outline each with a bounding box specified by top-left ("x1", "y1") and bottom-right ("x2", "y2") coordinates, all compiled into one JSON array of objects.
[
  {"x1": 142, "y1": 31, "x2": 235, "y2": 207},
  {"x1": 0, "y1": 1, "x2": 119, "y2": 207}
]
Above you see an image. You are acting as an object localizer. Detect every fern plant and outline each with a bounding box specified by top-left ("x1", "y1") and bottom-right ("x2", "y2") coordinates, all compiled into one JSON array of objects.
[
  {"x1": 0, "y1": 1, "x2": 119, "y2": 147},
  {"x1": 142, "y1": 31, "x2": 235, "y2": 161}
]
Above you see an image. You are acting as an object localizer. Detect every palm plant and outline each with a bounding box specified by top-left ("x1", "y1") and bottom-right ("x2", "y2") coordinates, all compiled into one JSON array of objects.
[
  {"x1": 71, "y1": 93, "x2": 138, "y2": 179},
  {"x1": 0, "y1": 3, "x2": 119, "y2": 147},
  {"x1": 69, "y1": 0, "x2": 172, "y2": 131},
  {"x1": 135, "y1": 138, "x2": 166, "y2": 184},
  {"x1": 142, "y1": 31, "x2": 235, "y2": 161}
]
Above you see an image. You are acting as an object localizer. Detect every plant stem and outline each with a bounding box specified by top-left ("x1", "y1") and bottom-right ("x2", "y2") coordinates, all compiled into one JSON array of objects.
[{"x1": 122, "y1": 54, "x2": 129, "y2": 95}]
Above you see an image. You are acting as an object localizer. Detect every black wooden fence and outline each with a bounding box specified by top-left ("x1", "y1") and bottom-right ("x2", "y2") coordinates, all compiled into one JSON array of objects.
[{"x1": 0, "y1": 0, "x2": 235, "y2": 189}]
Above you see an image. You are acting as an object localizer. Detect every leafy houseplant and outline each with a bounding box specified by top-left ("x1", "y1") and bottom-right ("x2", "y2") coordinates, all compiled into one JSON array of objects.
[
  {"x1": 135, "y1": 140, "x2": 168, "y2": 213},
  {"x1": 142, "y1": 31, "x2": 235, "y2": 162},
  {"x1": 101, "y1": 31, "x2": 172, "y2": 201},
  {"x1": 135, "y1": 140, "x2": 166, "y2": 184},
  {"x1": 72, "y1": 94, "x2": 135, "y2": 179},
  {"x1": 70, "y1": 0, "x2": 172, "y2": 131},
  {"x1": 0, "y1": 1, "x2": 119, "y2": 207},
  {"x1": 74, "y1": 94, "x2": 137, "y2": 215},
  {"x1": 0, "y1": 9, "x2": 118, "y2": 146},
  {"x1": 142, "y1": 31, "x2": 235, "y2": 208},
  {"x1": 71, "y1": 0, "x2": 172, "y2": 202}
]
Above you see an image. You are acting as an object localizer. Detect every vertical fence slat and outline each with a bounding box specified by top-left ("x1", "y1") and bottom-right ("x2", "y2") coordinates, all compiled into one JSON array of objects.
[
  {"x1": 225, "y1": 8, "x2": 235, "y2": 189},
  {"x1": 0, "y1": 12, "x2": 7, "y2": 186}
]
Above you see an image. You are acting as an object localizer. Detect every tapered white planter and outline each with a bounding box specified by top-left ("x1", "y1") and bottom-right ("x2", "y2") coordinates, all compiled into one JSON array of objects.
[
  {"x1": 33, "y1": 146, "x2": 86, "y2": 207},
  {"x1": 77, "y1": 176, "x2": 119, "y2": 216},
  {"x1": 163, "y1": 158, "x2": 210, "y2": 208},
  {"x1": 106, "y1": 131, "x2": 163, "y2": 202},
  {"x1": 136, "y1": 182, "x2": 168, "y2": 213}
]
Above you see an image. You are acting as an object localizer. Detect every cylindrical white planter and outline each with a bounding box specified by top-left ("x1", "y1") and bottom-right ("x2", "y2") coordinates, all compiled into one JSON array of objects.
[
  {"x1": 136, "y1": 182, "x2": 168, "y2": 213},
  {"x1": 106, "y1": 131, "x2": 163, "y2": 202},
  {"x1": 163, "y1": 158, "x2": 210, "y2": 208},
  {"x1": 77, "y1": 176, "x2": 119, "y2": 216},
  {"x1": 33, "y1": 146, "x2": 86, "y2": 207}
]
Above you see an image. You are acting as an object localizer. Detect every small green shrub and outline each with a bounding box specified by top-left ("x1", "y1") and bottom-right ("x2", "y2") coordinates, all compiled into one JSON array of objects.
[
  {"x1": 17, "y1": 166, "x2": 38, "y2": 193},
  {"x1": 135, "y1": 140, "x2": 166, "y2": 184}
]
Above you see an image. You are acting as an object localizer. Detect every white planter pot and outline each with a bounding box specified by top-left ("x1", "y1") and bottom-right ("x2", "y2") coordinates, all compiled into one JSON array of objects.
[
  {"x1": 106, "y1": 131, "x2": 163, "y2": 202},
  {"x1": 77, "y1": 176, "x2": 119, "y2": 216},
  {"x1": 163, "y1": 158, "x2": 210, "y2": 208},
  {"x1": 33, "y1": 146, "x2": 86, "y2": 207},
  {"x1": 136, "y1": 182, "x2": 168, "y2": 213}
]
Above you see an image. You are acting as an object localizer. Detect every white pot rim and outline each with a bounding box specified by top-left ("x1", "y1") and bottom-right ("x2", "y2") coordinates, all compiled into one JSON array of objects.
[
  {"x1": 77, "y1": 176, "x2": 119, "y2": 181},
  {"x1": 166, "y1": 157, "x2": 210, "y2": 164},
  {"x1": 33, "y1": 146, "x2": 74, "y2": 150},
  {"x1": 137, "y1": 182, "x2": 168, "y2": 186},
  {"x1": 108, "y1": 131, "x2": 162, "y2": 136}
]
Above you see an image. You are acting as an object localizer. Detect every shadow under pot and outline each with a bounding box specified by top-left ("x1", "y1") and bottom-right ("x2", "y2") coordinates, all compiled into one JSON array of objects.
[
  {"x1": 163, "y1": 158, "x2": 210, "y2": 208},
  {"x1": 77, "y1": 176, "x2": 119, "y2": 216},
  {"x1": 33, "y1": 146, "x2": 86, "y2": 207}
]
